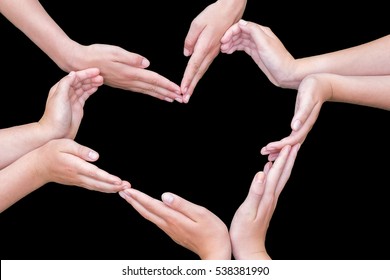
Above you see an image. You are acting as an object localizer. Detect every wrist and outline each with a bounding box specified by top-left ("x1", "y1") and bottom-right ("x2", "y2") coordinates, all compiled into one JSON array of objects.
[
  {"x1": 202, "y1": 249, "x2": 232, "y2": 260},
  {"x1": 216, "y1": 0, "x2": 247, "y2": 18},
  {"x1": 34, "y1": 121, "x2": 61, "y2": 143},
  {"x1": 301, "y1": 73, "x2": 334, "y2": 103},
  {"x1": 217, "y1": 0, "x2": 246, "y2": 6},
  {"x1": 29, "y1": 148, "x2": 50, "y2": 185},
  {"x1": 201, "y1": 233, "x2": 232, "y2": 260},
  {"x1": 54, "y1": 40, "x2": 84, "y2": 73},
  {"x1": 0, "y1": 151, "x2": 46, "y2": 213},
  {"x1": 18, "y1": 149, "x2": 48, "y2": 188},
  {"x1": 280, "y1": 58, "x2": 306, "y2": 89},
  {"x1": 234, "y1": 250, "x2": 271, "y2": 260}
]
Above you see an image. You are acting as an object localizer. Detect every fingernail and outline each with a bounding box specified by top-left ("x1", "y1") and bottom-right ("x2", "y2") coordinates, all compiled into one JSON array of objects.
[
  {"x1": 183, "y1": 48, "x2": 190, "y2": 57},
  {"x1": 239, "y1": 19, "x2": 248, "y2": 26},
  {"x1": 88, "y1": 150, "x2": 98, "y2": 160},
  {"x1": 184, "y1": 94, "x2": 190, "y2": 103},
  {"x1": 162, "y1": 193, "x2": 174, "y2": 204},
  {"x1": 256, "y1": 172, "x2": 265, "y2": 184},
  {"x1": 164, "y1": 97, "x2": 174, "y2": 102},
  {"x1": 142, "y1": 58, "x2": 150, "y2": 67},
  {"x1": 122, "y1": 182, "x2": 131, "y2": 189},
  {"x1": 175, "y1": 97, "x2": 183, "y2": 103}
]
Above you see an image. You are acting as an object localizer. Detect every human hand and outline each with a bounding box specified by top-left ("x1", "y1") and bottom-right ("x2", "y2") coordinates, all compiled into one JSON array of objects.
[
  {"x1": 39, "y1": 68, "x2": 103, "y2": 140},
  {"x1": 34, "y1": 138, "x2": 130, "y2": 192},
  {"x1": 230, "y1": 144, "x2": 300, "y2": 260},
  {"x1": 221, "y1": 19, "x2": 299, "y2": 89},
  {"x1": 119, "y1": 188, "x2": 232, "y2": 260},
  {"x1": 181, "y1": 0, "x2": 246, "y2": 103},
  {"x1": 72, "y1": 44, "x2": 183, "y2": 103},
  {"x1": 261, "y1": 75, "x2": 331, "y2": 161}
]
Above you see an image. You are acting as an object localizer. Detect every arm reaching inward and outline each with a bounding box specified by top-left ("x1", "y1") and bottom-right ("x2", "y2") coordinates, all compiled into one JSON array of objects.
[
  {"x1": 181, "y1": 0, "x2": 247, "y2": 103},
  {"x1": 0, "y1": 69, "x2": 130, "y2": 213},
  {"x1": 0, "y1": 0, "x2": 183, "y2": 102},
  {"x1": 221, "y1": 19, "x2": 390, "y2": 160},
  {"x1": 120, "y1": 144, "x2": 300, "y2": 259}
]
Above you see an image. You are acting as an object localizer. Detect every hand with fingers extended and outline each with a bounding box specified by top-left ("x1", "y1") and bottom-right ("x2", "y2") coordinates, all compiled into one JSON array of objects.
[
  {"x1": 0, "y1": 0, "x2": 183, "y2": 103},
  {"x1": 180, "y1": 0, "x2": 247, "y2": 103},
  {"x1": 221, "y1": 19, "x2": 390, "y2": 160},
  {"x1": 30, "y1": 138, "x2": 131, "y2": 193},
  {"x1": 230, "y1": 144, "x2": 300, "y2": 260},
  {"x1": 120, "y1": 144, "x2": 300, "y2": 260},
  {"x1": 1, "y1": 68, "x2": 103, "y2": 169},
  {"x1": 0, "y1": 138, "x2": 130, "y2": 213},
  {"x1": 119, "y1": 188, "x2": 231, "y2": 260},
  {"x1": 221, "y1": 19, "x2": 390, "y2": 89},
  {"x1": 260, "y1": 73, "x2": 390, "y2": 161},
  {"x1": 68, "y1": 44, "x2": 184, "y2": 103},
  {"x1": 0, "y1": 69, "x2": 130, "y2": 213}
]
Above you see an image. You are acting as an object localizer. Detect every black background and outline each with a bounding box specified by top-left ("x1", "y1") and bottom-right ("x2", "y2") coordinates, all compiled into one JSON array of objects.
[{"x1": 0, "y1": 1, "x2": 389, "y2": 260}]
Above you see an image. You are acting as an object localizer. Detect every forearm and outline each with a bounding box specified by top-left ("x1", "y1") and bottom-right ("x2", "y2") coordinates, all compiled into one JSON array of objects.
[
  {"x1": 0, "y1": 151, "x2": 45, "y2": 213},
  {"x1": 217, "y1": 0, "x2": 247, "y2": 19},
  {"x1": 0, "y1": 0, "x2": 80, "y2": 72},
  {"x1": 293, "y1": 35, "x2": 390, "y2": 85},
  {"x1": 327, "y1": 74, "x2": 390, "y2": 110},
  {"x1": 0, "y1": 122, "x2": 53, "y2": 169}
]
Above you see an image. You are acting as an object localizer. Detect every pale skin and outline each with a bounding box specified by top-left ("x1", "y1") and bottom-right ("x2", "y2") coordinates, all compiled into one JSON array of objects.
[
  {"x1": 221, "y1": 19, "x2": 390, "y2": 160},
  {"x1": 0, "y1": 0, "x2": 183, "y2": 103},
  {"x1": 230, "y1": 144, "x2": 299, "y2": 260},
  {"x1": 119, "y1": 144, "x2": 299, "y2": 260},
  {"x1": 0, "y1": 69, "x2": 130, "y2": 213},
  {"x1": 262, "y1": 74, "x2": 390, "y2": 161},
  {"x1": 0, "y1": 68, "x2": 103, "y2": 169},
  {"x1": 181, "y1": 0, "x2": 247, "y2": 103},
  {"x1": 120, "y1": 188, "x2": 231, "y2": 260},
  {"x1": 0, "y1": 0, "x2": 247, "y2": 104}
]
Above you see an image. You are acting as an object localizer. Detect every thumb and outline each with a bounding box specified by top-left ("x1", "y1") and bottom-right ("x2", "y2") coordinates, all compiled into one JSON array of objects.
[{"x1": 63, "y1": 140, "x2": 100, "y2": 162}]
